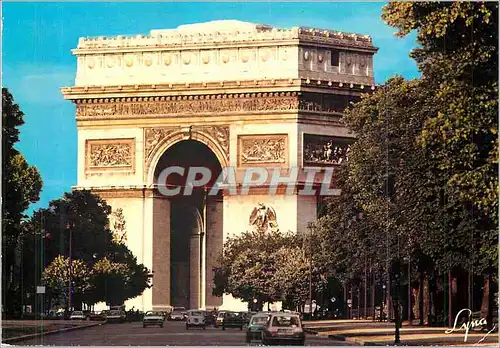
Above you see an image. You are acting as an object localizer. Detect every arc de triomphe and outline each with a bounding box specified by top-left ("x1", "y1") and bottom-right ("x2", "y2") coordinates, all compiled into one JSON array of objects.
[{"x1": 61, "y1": 20, "x2": 377, "y2": 311}]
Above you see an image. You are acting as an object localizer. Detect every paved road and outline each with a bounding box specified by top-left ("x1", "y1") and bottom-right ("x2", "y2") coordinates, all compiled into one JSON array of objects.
[{"x1": 16, "y1": 321, "x2": 353, "y2": 346}]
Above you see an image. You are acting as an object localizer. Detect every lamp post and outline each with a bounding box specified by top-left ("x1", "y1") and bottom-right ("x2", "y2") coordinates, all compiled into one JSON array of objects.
[
  {"x1": 65, "y1": 221, "x2": 74, "y2": 312},
  {"x1": 307, "y1": 223, "x2": 313, "y2": 319},
  {"x1": 382, "y1": 283, "x2": 386, "y2": 322}
]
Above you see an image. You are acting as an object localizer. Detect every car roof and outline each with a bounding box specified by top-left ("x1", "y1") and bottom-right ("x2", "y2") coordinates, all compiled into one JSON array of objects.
[
  {"x1": 270, "y1": 313, "x2": 301, "y2": 318},
  {"x1": 253, "y1": 313, "x2": 271, "y2": 317}
]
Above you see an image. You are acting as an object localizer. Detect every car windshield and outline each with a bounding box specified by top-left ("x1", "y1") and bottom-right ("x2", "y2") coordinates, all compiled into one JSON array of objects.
[
  {"x1": 72, "y1": 311, "x2": 83, "y2": 315},
  {"x1": 271, "y1": 316, "x2": 300, "y2": 327},
  {"x1": 109, "y1": 310, "x2": 120, "y2": 315},
  {"x1": 173, "y1": 307, "x2": 186, "y2": 312},
  {"x1": 189, "y1": 311, "x2": 203, "y2": 316},
  {"x1": 251, "y1": 316, "x2": 269, "y2": 325},
  {"x1": 146, "y1": 311, "x2": 161, "y2": 316},
  {"x1": 217, "y1": 312, "x2": 226, "y2": 318},
  {"x1": 226, "y1": 312, "x2": 240, "y2": 318}
]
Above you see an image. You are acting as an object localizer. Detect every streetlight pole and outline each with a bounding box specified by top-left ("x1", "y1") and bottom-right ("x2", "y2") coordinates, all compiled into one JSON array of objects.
[
  {"x1": 308, "y1": 224, "x2": 313, "y2": 319},
  {"x1": 66, "y1": 222, "x2": 73, "y2": 312}
]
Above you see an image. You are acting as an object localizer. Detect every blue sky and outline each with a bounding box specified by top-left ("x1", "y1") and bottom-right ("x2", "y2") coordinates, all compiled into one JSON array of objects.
[{"x1": 3, "y1": 2, "x2": 419, "y2": 214}]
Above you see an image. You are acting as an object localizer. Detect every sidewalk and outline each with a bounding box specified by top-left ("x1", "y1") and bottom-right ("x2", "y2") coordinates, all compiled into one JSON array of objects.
[
  {"x1": 302, "y1": 320, "x2": 499, "y2": 346},
  {"x1": 2, "y1": 320, "x2": 104, "y2": 343}
]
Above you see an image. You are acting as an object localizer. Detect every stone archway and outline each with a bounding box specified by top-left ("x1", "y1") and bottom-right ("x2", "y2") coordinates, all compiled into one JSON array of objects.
[
  {"x1": 145, "y1": 126, "x2": 230, "y2": 186},
  {"x1": 152, "y1": 139, "x2": 224, "y2": 310}
]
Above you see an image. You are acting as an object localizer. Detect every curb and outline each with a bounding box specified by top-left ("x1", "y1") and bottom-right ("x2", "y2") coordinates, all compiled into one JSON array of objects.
[
  {"x1": 303, "y1": 328, "x2": 318, "y2": 335},
  {"x1": 327, "y1": 334, "x2": 383, "y2": 346},
  {"x1": 2, "y1": 321, "x2": 105, "y2": 344}
]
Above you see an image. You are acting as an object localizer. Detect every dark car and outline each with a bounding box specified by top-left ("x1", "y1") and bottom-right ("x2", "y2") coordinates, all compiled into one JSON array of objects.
[
  {"x1": 88, "y1": 311, "x2": 106, "y2": 321},
  {"x1": 262, "y1": 313, "x2": 305, "y2": 346},
  {"x1": 245, "y1": 313, "x2": 271, "y2": 343},
  {"x1": 203, "y1": 310, "x2": 216, "y2": 326},
  {"x1": 222, "y1": 311, "x2": 244, "y2": 330}
]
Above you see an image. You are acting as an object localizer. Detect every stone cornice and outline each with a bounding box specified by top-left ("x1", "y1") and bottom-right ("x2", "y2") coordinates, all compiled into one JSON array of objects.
[
  {"x1": 61, "y1": 78, "x2": 375, "y2": 100},
  {"x1": 74, "y1": 25, "x2": 377, "y2": 55}
]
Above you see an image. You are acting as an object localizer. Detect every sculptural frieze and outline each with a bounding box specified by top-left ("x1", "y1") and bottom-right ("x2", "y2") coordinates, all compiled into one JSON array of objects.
[
  {"x1": 76, "y1": 94, "x2": 300, "y2": 119},
  {"x1": 303, "y1": 134, "x2": 351, "y2": 166},
  {"x1": 240, "y1": 135, "x2": 287, "y2": 165},
  {"x1": 87, "y1": 140, "x2": 134, "y2": 168}
]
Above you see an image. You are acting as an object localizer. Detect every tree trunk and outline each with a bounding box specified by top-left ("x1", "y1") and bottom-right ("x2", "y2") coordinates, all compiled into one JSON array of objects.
[
  {"x1": 427, "y1": 274, "x2": 435, "y2": 326},
  {"x1": 371, "y1": 272, "x2": 376, "y2": 321},
  {"x1": 418, "y1": 272, "x2": 424, "y2": 325},
  {"x1": 423, "y1": 276, "x2": 429, "y2": 325},
  {"x1": 480, "y1": 271, "x2": 494, "y2": 330}
]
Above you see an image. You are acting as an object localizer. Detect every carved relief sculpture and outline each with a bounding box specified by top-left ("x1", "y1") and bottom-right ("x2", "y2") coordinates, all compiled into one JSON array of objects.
[
  {"x1": 249, "y1": 202, "x2": 278, "y2": 233},
  {"x1": 201, "y1": 126, "x2": 230, "y2": 156},
  {"x1": 144, "y1": 125, "x2": 230, "y2": 166},
  {"x1": 144, "y1": 127, "x2": 176, "y2": 163},
  {"x1": 86, "y1": 139, "x2": 135, "y2": 171},
  {"x1": 239, "y1": 134, "x2": 287, "y2": 165},
  {"x1": 303, "y1": 134, "x2": 351, "y2": 166},
  {"x1": 75, "y1": 93, "x2": 300, "y2": 119}
]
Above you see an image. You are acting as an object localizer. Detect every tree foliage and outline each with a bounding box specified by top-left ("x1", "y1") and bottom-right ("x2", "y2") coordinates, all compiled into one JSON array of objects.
[
  {"x1": 2, "y1": 88, "x2": 43, "y2": 317},
  {"x1": 311, "y1": 2, "x2": 498, "y2": 326},
  {"x1": 382, "y1": 1, "x2": 498, "y2": 271},
  {"x1": 213, "y1": 230, "x2": 325, "y2": 310},
  {"x1": 22, "y1": 190, "x2": 151, "y2": 309},
  {"x1": 42, "y1": 255, "x2": 92, "y2": 305}
]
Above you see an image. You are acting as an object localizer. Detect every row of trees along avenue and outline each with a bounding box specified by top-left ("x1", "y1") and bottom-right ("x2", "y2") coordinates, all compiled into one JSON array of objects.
[
  {"x1": 2, "y1": 88, "x2": 151, "y2": 318},
  {"x1": 213, "y1": 2, "x2": 498, "y2": 334}
]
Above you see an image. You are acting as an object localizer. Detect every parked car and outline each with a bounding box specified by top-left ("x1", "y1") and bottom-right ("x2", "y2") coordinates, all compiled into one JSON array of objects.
[
  {"x1": 222, "y1": 311, "x2": 244, "y2": 330},
  {"x1": 143, "y1": 311, "x2": 164, "y2": 328},
  {"x1": 186, "y1": 309, "x2": 206, "y2": 330},
  {"x1": 215, "y1": 310, "x2": 228, "y2": 328},
  {"x1": 105, "y1": 310, "x2": 126, "y2": 323},
  {"x1": 69, "y1": 310, "x2": 86, "y2": 320},
  {"x1": 203, "y1": 310, "x2": 216, "y2": 327},
  {"x1": 240, "y1": 311, "x2": 257, "y2": 326},
  {"x1": 88, "y1": 311, "x2": 106, "y2": 321},
  {"x1": 262, "y1": 313, "x2": 305, "y2": 346},
  {"x1": 159, "y1": 311, "x2": 169, "y2": 321},
  {"x1": 169, "y1": 307, "x2": 187, "y2": 321},
  {"x1": 245, "y1": 312, "x2": 271, "y2": 343}
]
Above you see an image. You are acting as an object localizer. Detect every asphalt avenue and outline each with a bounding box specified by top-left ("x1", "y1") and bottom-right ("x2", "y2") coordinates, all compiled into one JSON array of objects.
[{"x1": 15, "y1": 321, "x2": 353, "y2": 346}]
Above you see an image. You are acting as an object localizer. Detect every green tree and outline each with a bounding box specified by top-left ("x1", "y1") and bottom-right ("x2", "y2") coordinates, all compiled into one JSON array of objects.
[
  {"x1": 22, "y1": 190, "x2": 151, "y2": 309},
  {"x1": 213, "y1": 229, "x2": 326, "y2": 311},
  {"x1": 2, "y1": 88, "x2": 43, "y2": 318},
  {"x1": 42, "y1": 255, "x2": 92, "y2": 309},
  {"x1": 382, "y1": 0, "x2": 498, "y2": 270},
  {"x1": 273, "y1": 246, "x2": 326, "y2": 311},
  {"x1": 382, "y1": 1, "x2": 498, "y2": 325}
]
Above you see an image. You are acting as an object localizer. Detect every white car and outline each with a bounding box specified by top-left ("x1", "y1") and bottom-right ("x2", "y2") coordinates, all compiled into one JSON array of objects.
[
  {"x1": 186, "y1": 310, "x2": 206, "y2": 330},
  {"x1": 143, "y1": 311, "x2": 164, "y2": 328},
  {"x1": 105, "y1": 310, "x2": 126, "y2": 323},
  {"x1": 69, "y1": 310, "x2": 87, "y2": 320},
  {"x1": 169, "y1": 307, "x2": 187, "y2": 321}
]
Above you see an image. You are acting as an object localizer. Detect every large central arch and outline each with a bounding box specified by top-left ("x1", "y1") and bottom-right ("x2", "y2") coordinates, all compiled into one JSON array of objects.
[{"x1": 152, "y1": 139, "x2": 223, "y2": 309}]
